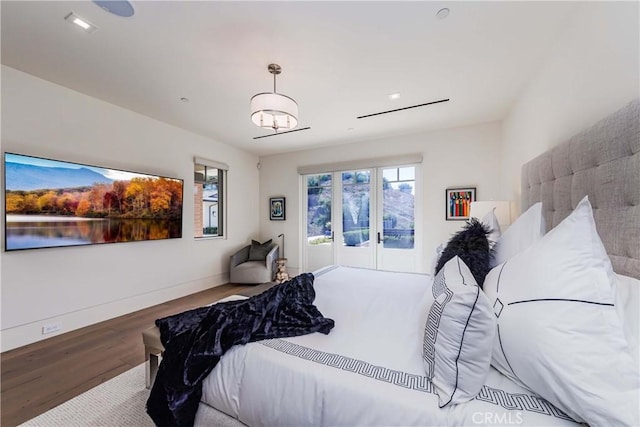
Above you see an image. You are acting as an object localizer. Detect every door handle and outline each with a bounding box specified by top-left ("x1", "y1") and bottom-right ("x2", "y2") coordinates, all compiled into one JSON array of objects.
[
  {"x1": 377, "y1": 232, "x2": 383, "y2": 244},
  {"x1": 331, "y1": 231, "x2": 335, "y2": 242}
]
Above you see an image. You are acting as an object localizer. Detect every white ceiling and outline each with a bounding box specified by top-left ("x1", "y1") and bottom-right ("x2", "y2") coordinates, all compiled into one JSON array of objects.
[{"x1": 1, "y1": 1, "x2": 578, "y2": 157}]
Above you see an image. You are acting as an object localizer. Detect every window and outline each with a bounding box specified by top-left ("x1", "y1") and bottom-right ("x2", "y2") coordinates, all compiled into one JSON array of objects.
[{"x1": 194, "y1": 158, "x2": 227, "y2": 238}]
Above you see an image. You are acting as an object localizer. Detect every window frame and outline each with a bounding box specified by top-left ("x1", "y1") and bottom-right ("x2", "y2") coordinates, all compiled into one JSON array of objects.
[{"x1": 194, "y1": 158, "x2": 228, "y2": 240}]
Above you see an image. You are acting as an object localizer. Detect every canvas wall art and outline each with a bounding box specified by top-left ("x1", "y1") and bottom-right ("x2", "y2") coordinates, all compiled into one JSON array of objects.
[{"x1": 4, "y1": 153, "x2": 184, "y2": 251}]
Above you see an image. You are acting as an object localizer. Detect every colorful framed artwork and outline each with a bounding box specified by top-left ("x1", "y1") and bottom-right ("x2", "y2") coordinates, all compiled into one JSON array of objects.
[
  {"x1": 446, "y1": 187, "x2": 476, "y2": 221},
  {"x1": 269, "y1": 197, "x2": 286, "y2": 221}
]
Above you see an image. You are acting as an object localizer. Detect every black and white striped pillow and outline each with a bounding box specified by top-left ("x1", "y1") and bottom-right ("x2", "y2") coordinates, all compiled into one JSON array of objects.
[{"x1": 423, "y1": 256, "x2": 496, "y2": 407}]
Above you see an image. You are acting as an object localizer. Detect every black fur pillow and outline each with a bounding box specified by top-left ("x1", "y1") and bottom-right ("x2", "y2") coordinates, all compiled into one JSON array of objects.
[{"x1": 435, "y1": 219, "x2": 492, "y2": 287}]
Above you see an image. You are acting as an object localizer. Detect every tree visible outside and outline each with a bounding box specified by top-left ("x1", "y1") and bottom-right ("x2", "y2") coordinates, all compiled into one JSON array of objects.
[
  {"x1": 307, "y1": 174, "x2": 332, "y2": 244},
  {"x1": 306, "y1": 168, "x2": 415, "y2": 248},
  {"x1": 6, "y1": 177, "x2": 183, "y2": 219},
  {"x1": 383, "y1": 167, "x2": 415, "y2": 249},
  {"x1": 341, "y1": 171, "x2": 370, "y2": 247}
]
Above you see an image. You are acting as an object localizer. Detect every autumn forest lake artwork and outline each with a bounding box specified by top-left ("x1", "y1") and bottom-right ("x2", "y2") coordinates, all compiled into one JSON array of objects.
[{"x1": 4, "y1": 153, "x2": 183, "y2": 251}]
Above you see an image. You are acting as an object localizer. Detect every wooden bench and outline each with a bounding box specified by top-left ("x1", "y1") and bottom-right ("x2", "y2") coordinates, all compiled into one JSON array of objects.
[{"x1": 142, "y1": 326, "x2": 164, "y2": 389}]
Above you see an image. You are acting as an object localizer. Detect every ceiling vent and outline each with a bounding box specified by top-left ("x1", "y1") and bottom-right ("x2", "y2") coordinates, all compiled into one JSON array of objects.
[{"x1": 357, "y1": 98, "x2": 450, "y2": 120}]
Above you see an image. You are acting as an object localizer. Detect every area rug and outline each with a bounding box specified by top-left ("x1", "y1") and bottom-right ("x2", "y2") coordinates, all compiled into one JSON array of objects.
[
  {"x1": 20, "y1": 364, "x2": 243, "y2": 427},
  {"x1": 20, "y1": 364, "x2": 154, "y2": 427}
]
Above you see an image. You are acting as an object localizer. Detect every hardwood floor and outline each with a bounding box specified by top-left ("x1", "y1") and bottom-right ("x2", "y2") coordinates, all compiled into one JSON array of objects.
[{"x1": 0, "y1": 282, "x2": 273, "y2": 426}]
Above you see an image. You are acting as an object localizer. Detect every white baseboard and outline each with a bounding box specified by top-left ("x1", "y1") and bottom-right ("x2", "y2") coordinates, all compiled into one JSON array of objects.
[{"x1": 0, "y1": 272, "x2": 228, "y2": 352}]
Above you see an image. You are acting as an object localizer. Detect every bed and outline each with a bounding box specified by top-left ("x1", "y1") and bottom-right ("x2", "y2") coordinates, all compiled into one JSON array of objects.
[
  {"x1": 152, "y1": 98, "x2": 639, "y2": 427},
  {"x1": 197, "y1": 267, "x2": 585, "y2": 426}
]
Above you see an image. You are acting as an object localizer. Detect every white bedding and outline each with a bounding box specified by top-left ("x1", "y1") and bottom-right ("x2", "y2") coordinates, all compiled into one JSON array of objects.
[{"x1": 197, "y1": 266, "x2": 581, "y2": 426}]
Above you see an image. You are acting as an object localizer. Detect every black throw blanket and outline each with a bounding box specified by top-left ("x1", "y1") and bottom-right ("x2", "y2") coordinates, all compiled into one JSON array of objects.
[{"x1": 146, "y1": 273, "x2": 334, "y2": 427}]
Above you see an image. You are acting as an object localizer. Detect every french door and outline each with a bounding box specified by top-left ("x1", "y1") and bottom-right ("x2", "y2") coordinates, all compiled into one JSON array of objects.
[{"x1": 304, "y1": 165, "x2": 419, "y2": 272}]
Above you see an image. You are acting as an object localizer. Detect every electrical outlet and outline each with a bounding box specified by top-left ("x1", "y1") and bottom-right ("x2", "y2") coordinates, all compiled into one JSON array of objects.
[{"x1": 42, "y1": 323, "x2": 61, "y2": 335}]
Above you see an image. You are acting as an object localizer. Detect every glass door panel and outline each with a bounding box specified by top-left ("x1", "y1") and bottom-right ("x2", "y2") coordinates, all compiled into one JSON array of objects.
[
  {"x1": 378, "y1": 166, "x2": 418, "y2": 272},
  {"x1": 307, "y1": 174, "x2": 332, "y2": 243},
  {"x1": 304, "y1": 166, "x2": 418, "y2": 273},
  {"x1": 341, "y1": 170, "x2": 370, "y2": 247},
  {"x1": 382, "y1": 166, "x2": 415, "y2": 249},
  {"x1": 337, "y1": 170, "x2": 375, "y2": 268},
  {"x1": 306, "y1": 174, "x2": 334, "y2": 271}
]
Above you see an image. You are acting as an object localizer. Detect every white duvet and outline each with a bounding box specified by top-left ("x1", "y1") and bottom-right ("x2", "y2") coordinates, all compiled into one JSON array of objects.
[{"x1": 198, "y1": 266, "x2": 581, "y2": 427}]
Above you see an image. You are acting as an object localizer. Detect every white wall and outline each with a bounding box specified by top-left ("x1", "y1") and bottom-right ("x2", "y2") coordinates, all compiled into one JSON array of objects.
[
  {"x1": 5, "y1": 0, "x2": 634, "y2": 352},
  {"x1": 501, "y1": 1, "x2": 639, "y2": 212},
  {"x1": 0, "y1": 66, "x2": 260, "y2": 351},
  {"x1": 258, "y1": 122, "x2": 502, "y2": 275}
]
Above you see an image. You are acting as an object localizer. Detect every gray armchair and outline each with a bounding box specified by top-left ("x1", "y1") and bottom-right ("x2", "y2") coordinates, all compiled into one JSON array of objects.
[{"x1": 229, "y1": 241, "x2": 279, "y2": 284}]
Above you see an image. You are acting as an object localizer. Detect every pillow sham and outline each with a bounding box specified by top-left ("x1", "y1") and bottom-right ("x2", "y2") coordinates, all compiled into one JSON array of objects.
[
  {"x1": 490, "y1": 202, "x2": 544, "y2": 268},
  {"x1": 479, "y1": 208, "x2": 501, "y2": 248},
  {"x1": 429, "y1": 242, "x2": 445, "y2": 277},
  {"x1": 423, "y1": 256, "x2": 495, "y2": 407},
  {"x1": 615, "y1": 273, "x2": 640, "y2": 364},
  {"x1": 483, "y1": 197, "x2": 639, "y2": 426},
  {"x1": 248, "y1": 239, "x2": 273, "y2": 261},
  {"x1": 435, "y1": 219, "x2": 492, "y2": 287}
]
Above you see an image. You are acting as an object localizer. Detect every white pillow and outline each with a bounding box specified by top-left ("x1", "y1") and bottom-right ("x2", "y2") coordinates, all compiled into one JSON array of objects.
[
  {"x1": 483, "y1": 197, "x2": 639, "y2": 426},
  {"x1": 429, "y1": 242, "x2": 445, "y2": 277},
  {"x1": 479, "y1": 208, "x2": 501, "y2": 248},
  {"x1": 615, "y1": 273, "x2": 640, "y2": 364},
  {"x1": 422, "y1": 256, "x2": 495, "y2": 407},
  {"x1": 490, "y1": 202, "x2": 545, "y2": 268}
]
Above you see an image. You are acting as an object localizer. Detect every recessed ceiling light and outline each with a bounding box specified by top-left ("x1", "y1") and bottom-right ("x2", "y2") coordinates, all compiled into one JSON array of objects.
[
  {"x1": 436, "y1": 8, "x2": 450, "y2": 20},
  {"x1": 180, "y1": 97, "x2": 190, "y2": 103},
  {"x1": 64, "y1": 12, "x2": 98, "y2": 33},
  {"x1": 388, "y1": 92, "x2": 401, "y2": 101}
]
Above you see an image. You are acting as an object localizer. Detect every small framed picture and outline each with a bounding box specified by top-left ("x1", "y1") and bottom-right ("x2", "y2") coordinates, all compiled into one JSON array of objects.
[
  {"x1": 269, "y1": 197, "x2": 286, "y2": 221},
  {"x1": 446, "y1": 187, "x2": 476, "y2": 221}
]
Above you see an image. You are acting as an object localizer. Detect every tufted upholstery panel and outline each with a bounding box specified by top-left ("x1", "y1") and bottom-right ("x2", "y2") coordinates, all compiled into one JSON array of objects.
[{"x1": 521, "y1": 99, "x2": 640, "y2": 279}]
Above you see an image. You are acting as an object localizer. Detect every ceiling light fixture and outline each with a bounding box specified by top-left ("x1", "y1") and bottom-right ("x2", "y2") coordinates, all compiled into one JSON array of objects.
[
  {"x1": 388, "y1": 92, "x2": 401, "y2": 100},
  {"x1": 250, "y1": 64, "x2": 298, "y2": 133},
  {"x1": 64, "y1": 12, "x2": 97, "y2": 33}
]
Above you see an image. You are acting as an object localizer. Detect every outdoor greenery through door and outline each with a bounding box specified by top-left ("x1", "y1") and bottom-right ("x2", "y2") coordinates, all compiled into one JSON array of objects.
[{"x1": 306, "y1": 165, "x2": 417, "y2": 271}]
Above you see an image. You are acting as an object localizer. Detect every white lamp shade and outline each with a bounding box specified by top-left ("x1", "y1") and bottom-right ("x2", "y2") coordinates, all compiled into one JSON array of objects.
[
  {"x1": 250, "y1": 93, "x2": 298, "y2": 131},
  {"x1": 470, "y1": 201, "x2": 512, "y2": 228}
]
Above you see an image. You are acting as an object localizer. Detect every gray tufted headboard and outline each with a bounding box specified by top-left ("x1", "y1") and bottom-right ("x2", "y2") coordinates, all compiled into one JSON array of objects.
[{"x1": 521, "y1": 99, "x2": 640, "y2": 280}]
